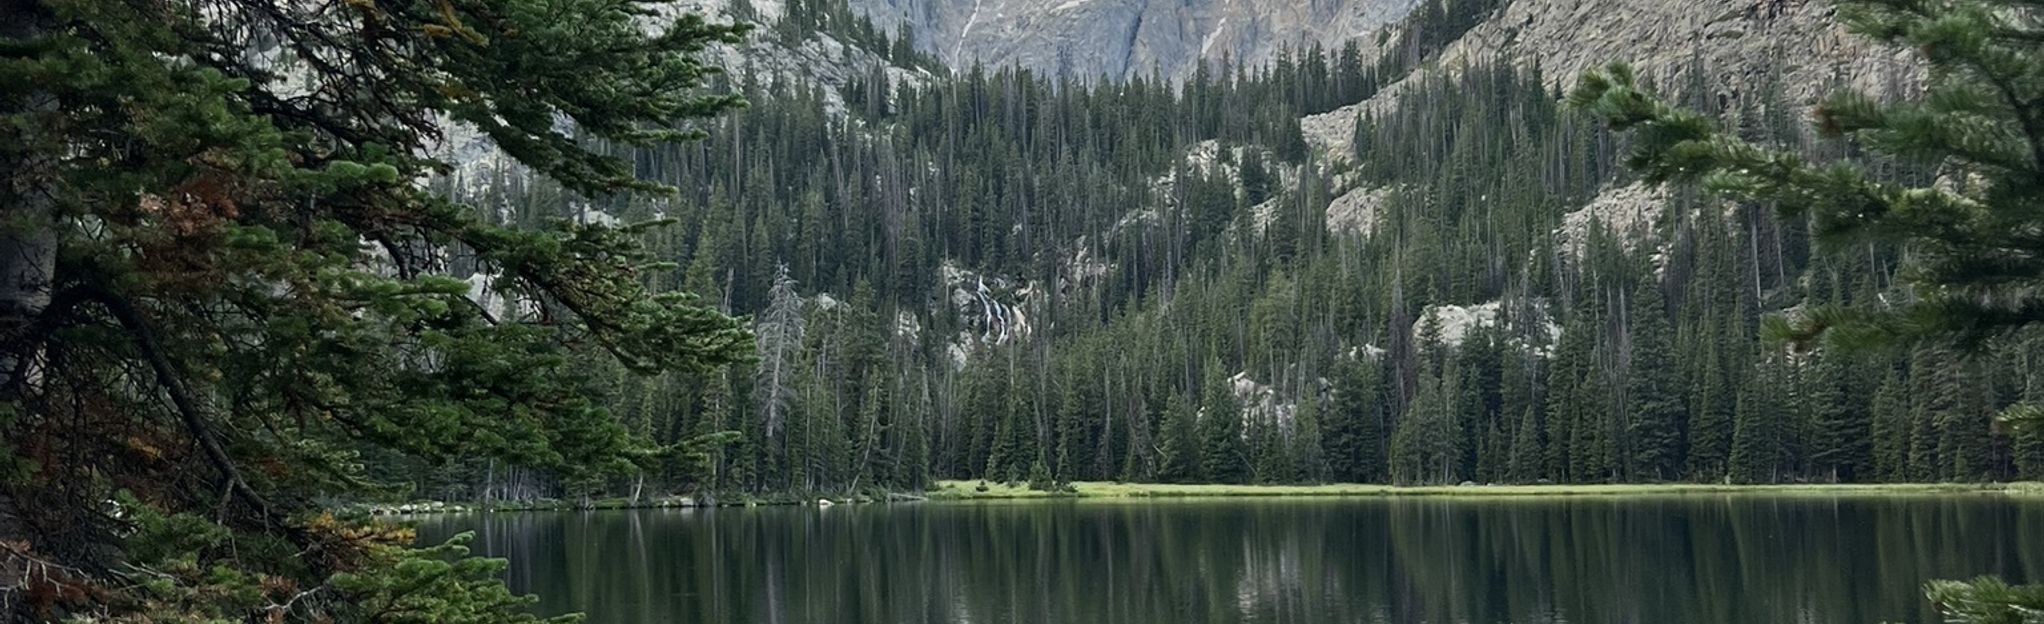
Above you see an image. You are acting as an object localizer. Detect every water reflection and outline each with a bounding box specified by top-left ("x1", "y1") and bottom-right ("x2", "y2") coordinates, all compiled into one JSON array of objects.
[{"x1": 415, "y1": 496, "x2": 2044, "y2": 624}]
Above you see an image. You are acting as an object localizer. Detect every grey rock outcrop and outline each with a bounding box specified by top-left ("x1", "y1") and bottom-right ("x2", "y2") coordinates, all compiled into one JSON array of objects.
[
  {"x1": 1300, "y1": 0, "x2": 1926, "y2": 244},
  {"x1": 850, "y1": 0, "x2": 1419, "y2": 81}
]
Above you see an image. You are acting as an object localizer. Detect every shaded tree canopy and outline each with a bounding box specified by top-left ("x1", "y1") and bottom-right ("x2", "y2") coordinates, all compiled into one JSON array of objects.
[{"x1": 0, "y1": 0, "x2": 749, "y2": 619}]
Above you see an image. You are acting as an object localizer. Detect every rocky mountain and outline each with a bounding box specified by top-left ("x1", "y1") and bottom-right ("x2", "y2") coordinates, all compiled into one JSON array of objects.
[
  {"x1": 1294, "y1": 0, "x2": 1926, "y2": 270},
  {"x1": 1304, "y1": 0, "x2": 1922, "y2": 163},
  {"x1": 423, "y1": 0, "x2": 2004, "y2": 498},
  {"x1": 848, "y1": 0, "x2": 1420, "y2": 81}
]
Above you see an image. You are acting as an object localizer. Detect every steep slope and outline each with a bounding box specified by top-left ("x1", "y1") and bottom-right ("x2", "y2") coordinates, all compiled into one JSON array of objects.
[
  {"x1": 1304, "y1": 0, "x2": 1922, "y2": 164},
  {"x1": 440, "y1": 0, "x2": 934, "y2": 195},
  {"x1": 412, "y1": 0, "x2": 2014, "y2": 499},
  {"x1": 849, "y1": 0, "x2": 1419, "y2": 81}
]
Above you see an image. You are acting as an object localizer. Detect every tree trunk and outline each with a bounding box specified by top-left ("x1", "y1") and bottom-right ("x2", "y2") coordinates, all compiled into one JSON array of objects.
[
  {"x1": 483, "y1": 459, "x2": 497, "y2": 506},
  {"x1": 0, "y1": 0, "x2": 57, "y2": 393}
]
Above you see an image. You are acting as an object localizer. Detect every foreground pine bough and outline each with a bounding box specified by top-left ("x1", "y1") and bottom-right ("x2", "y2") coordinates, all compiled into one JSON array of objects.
[
  {"x1": 1572, "y1": 0, "x2": 2044, "y2": 620},
  {"x1": 0, "y1": 0, "x2": 750, "y2": 620}
]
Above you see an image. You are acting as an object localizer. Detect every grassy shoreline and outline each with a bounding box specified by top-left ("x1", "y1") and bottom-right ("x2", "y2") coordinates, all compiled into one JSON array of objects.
[
  {"x1": 363, "y1": 481, "x2": 2044, "y2": 514},
  {"x1": 924, "y1": 480, "x2": 2044, "y2": 501}
]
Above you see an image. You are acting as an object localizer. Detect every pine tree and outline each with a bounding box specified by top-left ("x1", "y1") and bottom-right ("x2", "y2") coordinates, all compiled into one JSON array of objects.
[
  {"x1": 1323, "y1": 357, "x2": 1388, "y2": 482},
  {"x1": 1248, "y1": 412, "x2": 1290, "y2": 483},
  {"x1": 1198, "y1": 363, "x2": 1249, "y2": 484},
  {"x1": 1508, "y1": 408, "x2": 1542, "y2": 483},
  {"x1": 1733, "y1": 351, "x2": 1782, "y2": 482},
  {"x1": 1054, "y1": 372, "x2": 1094, "y2": 482},
  {"x1": 1157, "y1": 393, "x2": 1201, "y2": 483},
  {"x1": 1454, "y1": 322, "x2": 1505, "y2": 479},
  {"x1": 1686, "y1": 320, "x2": 1737, "y2": 481},
  {"x1": 1571, "y1": 362, "x2": 1618, "y2": 483},
  {"x1": 985, "y1": 370, "x2": 1041, "y2": 484},
  {"x1": 849, "y1": 368, "x2": 890, "y2": 492},
  {"x1": 1909, "y1": 344, "x2": 1958, "y2": 481},
  {"x1": 1943, "y1": 363, "x2": 1998, "y2": 481},
  {"x1": 1545, "y1": 307, "x2": 1597, "y2": 481},
  {"x1": 690, "y1": 371, "x2": 739, "y2": 490},
  {"x1": 1808, "y1": 351, "x2": 1873, "y2": 482},
  {"x1": 898, "y1": 374, "x2": 933, "y2": 490},
  {"x1": 1292, "y1": 393, "x2": 1327, "y2": 482},
  {"x1": 1391, "y1": 368, "x2": 1462, "y2": 485},
  {"x1": 1625, "y1": 277, "x2": 1685, "y2": 480},
  {"x1": 757, "y1": 266, "x2": 807, "y2": 446},
  {"x1": 2015, "y1": 340, "x2": 2044, "y2": 480},
  {"x1": 0, "y1": 0, "x2": 749, "y2": 618},
  {"x1": 1870, "y1": 369, "x2": 1912, "y2": 482}
]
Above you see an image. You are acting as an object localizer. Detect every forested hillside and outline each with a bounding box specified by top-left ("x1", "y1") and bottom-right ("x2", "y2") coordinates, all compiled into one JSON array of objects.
[{"x1": 412, "y1": 0, "x2": 2044, "y2": 501}]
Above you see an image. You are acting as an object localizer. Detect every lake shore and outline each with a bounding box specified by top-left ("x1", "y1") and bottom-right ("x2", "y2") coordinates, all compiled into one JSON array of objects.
[
  {"x1": 924, "y1": 480, "x2": 2044, "y2": 501},
  {"x1": 361, "y1": 481, "x2": 2044, "y2": 514}
]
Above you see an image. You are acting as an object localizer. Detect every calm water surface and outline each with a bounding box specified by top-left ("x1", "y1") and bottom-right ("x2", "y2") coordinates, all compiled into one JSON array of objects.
[{"x1": 414, "y1": 495, "x2": 2044, "y2": 624}]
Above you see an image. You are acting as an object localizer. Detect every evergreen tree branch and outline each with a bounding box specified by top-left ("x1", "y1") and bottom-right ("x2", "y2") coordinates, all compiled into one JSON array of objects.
[{"x1": 79, "y1": 285, "x2": 280, "y2": 527}]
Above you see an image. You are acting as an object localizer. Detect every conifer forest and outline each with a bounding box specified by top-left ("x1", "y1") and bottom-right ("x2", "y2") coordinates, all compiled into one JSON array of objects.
[{"x1": 6, "y1": 0, "x2": 2044, "y2": 620}]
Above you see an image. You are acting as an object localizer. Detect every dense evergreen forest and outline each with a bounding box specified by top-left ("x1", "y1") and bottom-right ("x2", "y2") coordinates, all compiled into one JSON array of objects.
[
  {"x1": 7, "y1": 0, "x2": 2044, "y2": 618},
  {"x1": 393, "y1": 0, "x2": 2044, "y2": 502}
]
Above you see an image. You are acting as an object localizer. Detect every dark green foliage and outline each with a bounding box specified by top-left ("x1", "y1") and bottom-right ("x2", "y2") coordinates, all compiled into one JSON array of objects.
[
  {"x1": 1323, "y1": 358, "x2": 1389, "y2": 483},
  {"x1": 1198, "y1": 363, "x2": 1249, "y2": 484},
  {"x1": 1731, "y1": 353, "x2": 1787, "y2": 484},
  {"x1": 1808, "y1": 351, "x2": 1873, "y2": 482},
  {"x1": 1871, "y1": 369, "x2": 1913, "y2": 482},
  {"x1": 626, "y1": 0, "x2": 2034, "y2": 499},
  {"x1": 1157, "y1": 393, "x2": 1201, "y2": 483},
  {"x1": 1924, "y1": 577, "x2": 2044, "y2": 624},
  {"x1": 1570, "y1": 6, "x2": 2044, "y2": 349},
  {"x1": 1576, "y1": 0, "x2": 2044, "y2": 615},
  {"x1": 0, "y1": 0, "x2": 749, "y2": 619},
  {"x1": 2015, "y1": 340, "x2": 2044, "y2": 480},
  {"x1": 1685, "y1": 337, "x2": 1737, "y2": 481},
  {"x1": 1391, "y1": 367, "x2": 1462, "y2": 485},
  {"x1": 1625, "y1": 276, "x2": 1685, "y2": 480},
  {"x1": 1291, "y1": 394, "x2": 1327, "y2": 482}
]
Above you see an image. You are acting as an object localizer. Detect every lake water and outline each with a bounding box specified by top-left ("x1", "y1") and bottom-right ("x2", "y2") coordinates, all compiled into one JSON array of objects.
[{"x1": 413, "y1": 495, "x2": 2044, "y2": 624}]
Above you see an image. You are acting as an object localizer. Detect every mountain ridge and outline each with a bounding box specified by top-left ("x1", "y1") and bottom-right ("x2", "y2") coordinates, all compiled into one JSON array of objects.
[{"x1": 848, "y1": 0, "x2": 1422, "y2": 81}]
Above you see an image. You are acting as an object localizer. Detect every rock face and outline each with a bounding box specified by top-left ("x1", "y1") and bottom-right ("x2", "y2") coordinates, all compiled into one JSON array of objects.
[
  {"x1": 1302, "y1": 0, "x2": 1923, "y2": 163},
  {"x1": 849, "y1": 0, "x2": 1418, "y2": 81},
  {"x1": 1430, "y1": 0, "x2": 1920, "y2": 105},
  {"x1": 1295, "y1": 0, "x2": 1927, "y2": 244},
  {"x1": 1324, "y1": 186, "x2": 1391, "y2": 237},
  {"x1": 677, "y1": 0, "x2": 936, "y2": 114},
  {"x1": 1556, "y1": 183, "x2": 1670, "y2": 254},
  {"x1": 436, "y1": 0, "x2": 934, "y2": 198},
  {"x1": 1414, "y1": 300, "x2": 1560, "y2": 353}
]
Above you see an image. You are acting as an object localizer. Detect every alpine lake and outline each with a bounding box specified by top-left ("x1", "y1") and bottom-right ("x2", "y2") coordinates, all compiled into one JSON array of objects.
[{"x1": 413, "y1": 491, "x2": 2044, "y2": 624}]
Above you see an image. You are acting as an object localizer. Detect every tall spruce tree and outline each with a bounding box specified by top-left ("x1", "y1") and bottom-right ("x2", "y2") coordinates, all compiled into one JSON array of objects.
[
  {"x1": 1391, "y1": 367, "x2": 1462, "y2": 485},
  {"x1": 1292, "y1": 393, "x2": 1327, "y2": 482},
  {"x1": 1807, "y1": 351, "x2": 1873, "y2": 482},
  {"x1": 2014, "y1": 336, "x2": 2044, "y2": 480},
  {"x1": 1625, "y1": 276, "x2": 1686, "y2": 480},
  {"x1": 1323, "y1": 357, "x2": 1388, "y2": 482},
  {"x1": 1197, "y1": 362, "x2": 1249, "y2": 484},
  {"x1": 1729, "y1": 355, "x2": 1784, "y2": 484},
  {"x1": 1685, "y1": 333, "x2": 1736, "y2": 481},
  {"x1": 1870, "y1": 368, "x2": 1913, "y2": 481},
  {"x1": 1157, "y1": 393, "x2": 1201, "y2": 483}
]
